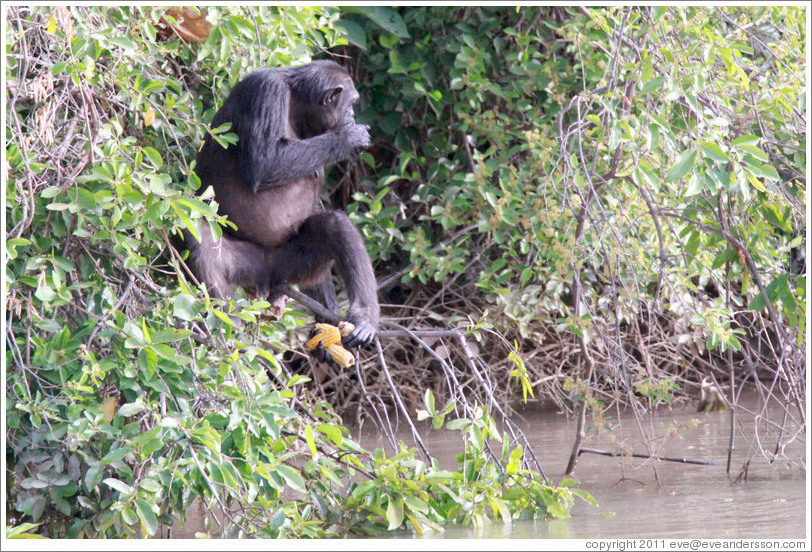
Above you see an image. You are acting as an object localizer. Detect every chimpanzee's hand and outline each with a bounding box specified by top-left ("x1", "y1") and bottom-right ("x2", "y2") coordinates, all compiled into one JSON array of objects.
[
  {"x1": 342, "y1": 318, "x2": 376, "y2": 349},
  {"x1": 307, "y1": 325, "x2": 332, "y2": 364},
  {"x1": 338, "y1": 123, "x2": 371, "y2": 155}
]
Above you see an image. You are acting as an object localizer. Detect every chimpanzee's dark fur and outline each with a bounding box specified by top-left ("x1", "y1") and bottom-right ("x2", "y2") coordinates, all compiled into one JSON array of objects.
[{"x1": 183, "y1": 60, "x2": 379, "y2": 347}]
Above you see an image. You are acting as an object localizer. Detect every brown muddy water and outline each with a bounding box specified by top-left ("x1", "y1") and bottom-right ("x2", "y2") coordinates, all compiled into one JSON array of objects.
[{"x1": 359, "y1": 392, "x2": 808, "y2": 540}]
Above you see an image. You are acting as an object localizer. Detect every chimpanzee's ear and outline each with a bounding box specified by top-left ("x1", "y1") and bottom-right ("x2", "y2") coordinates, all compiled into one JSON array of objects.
[{"x1": 321, "y1": 85, "x2": 344, "y2": 106}]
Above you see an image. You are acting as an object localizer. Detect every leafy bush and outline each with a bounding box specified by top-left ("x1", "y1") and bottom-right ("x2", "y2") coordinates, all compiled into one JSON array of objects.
[{"x1": 337, "y1": 6, "x2": 805, "y2": 475}]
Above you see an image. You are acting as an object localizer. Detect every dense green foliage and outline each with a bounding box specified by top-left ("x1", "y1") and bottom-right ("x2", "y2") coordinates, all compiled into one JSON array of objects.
[
  {"x1": 344, "y1": 6, "x2": 805, "y2": 353},
  {"x1": 4, "y1": 5, "x2": 805, "y2": 539},
  {"x1": 339, "y1": 6, "x2": 805, "y2": 433}
]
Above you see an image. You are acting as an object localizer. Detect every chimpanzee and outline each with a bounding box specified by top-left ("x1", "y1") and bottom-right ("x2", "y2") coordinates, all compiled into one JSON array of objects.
[{"x1": 183, "y1": 60, "x2": 379, "y2": 348}]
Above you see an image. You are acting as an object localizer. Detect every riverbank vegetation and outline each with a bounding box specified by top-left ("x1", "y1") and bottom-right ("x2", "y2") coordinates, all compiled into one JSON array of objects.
[{"x1": 4, "y1": 5, "x2": 805, "y2": 538}]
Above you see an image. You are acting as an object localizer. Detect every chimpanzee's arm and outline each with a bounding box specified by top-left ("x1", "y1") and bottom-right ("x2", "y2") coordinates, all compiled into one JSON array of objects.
[
  {"x1": 244, "y1": 128, "x2": 369, "y2": 192},
  {"x1": 222, "y1": 70, "x2": 369, "y2": 193}
]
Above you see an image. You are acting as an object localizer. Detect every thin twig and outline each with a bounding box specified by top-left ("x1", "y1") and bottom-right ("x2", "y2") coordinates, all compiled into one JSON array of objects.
[
  {"x1": 578, "y1": 447, "x2": 720, "y2": 466},
  {"x1": 374, "y1": 337, "x2": 433, "y2": 463}
]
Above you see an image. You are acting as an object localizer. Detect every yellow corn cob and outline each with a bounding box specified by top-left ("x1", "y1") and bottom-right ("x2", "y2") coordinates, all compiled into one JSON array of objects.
[
  {"x1": 306, "y1": 323, "x2": 342, "y2": 350},
  {"x1": 328, "y1": 345, "x2": 355, "y2": 368},
  {"x1": 304, "y1": 322, "x2": 357, "y2": 367}
]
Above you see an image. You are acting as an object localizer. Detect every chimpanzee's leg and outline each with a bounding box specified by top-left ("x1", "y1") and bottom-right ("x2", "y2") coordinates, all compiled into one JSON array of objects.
[
  {"x1": 263, "y1": 211, "x2": 379, "y2": 347},
  {"x1": 184, "y1": 223, "x2": 271, "y2": 300}
]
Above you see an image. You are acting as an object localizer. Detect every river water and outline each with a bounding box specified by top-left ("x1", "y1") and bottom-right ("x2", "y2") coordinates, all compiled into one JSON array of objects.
[{"x1": 360, "y1": 393, "x2": 807, "y2": 540}]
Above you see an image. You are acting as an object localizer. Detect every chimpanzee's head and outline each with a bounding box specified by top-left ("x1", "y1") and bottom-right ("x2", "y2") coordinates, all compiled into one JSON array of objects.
[{"x1": 287, "y1": 60, "x2": 359, "y2": 137}]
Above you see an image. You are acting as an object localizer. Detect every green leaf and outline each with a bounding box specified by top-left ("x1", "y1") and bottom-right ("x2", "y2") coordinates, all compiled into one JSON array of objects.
[
  {"x1": 212, "y1": 309, "x2": 236, "y2": 327},
  {"x1": 121, "y1": 506, "x2": 138, "y2": 525},
  {"x1": 750, "y1": 273, "x2": 790, "y2": 312},
  {"x1": 748, "y1": 291, "x2": 766, "y2": 312},
  {"x1": 117, "y1": 402, "x2": 144, "y2": 417},
  {"x1": 31, "y1": 496, "x2": 46, "y2": 522},
  {"x1": 760, "y1": 205, "x2": 793, "y2": 232},
  {"x1": 404, "y1": 494, "x2": 429, "y2": 515},
  {"x1": 386, "y1": 497, "x2": 404, "y2": 530},
  {"x1": 777, "y1": 276, "x2": 797, "y2": 312},
  {"x1": 711, "y1": 247, "x2": 737, "y2": 269},
  {"x1": 725, "y1": 336, "x2": 744, "y2": 353},
  {"x1": 446, "y1": 418, "x2": 470, "y2": 431},
  {"x1": 639, "y1": 76, "x2": 666, "y2": 95},
  {"x1": 316, "y1": 423, "x2": 343, "y2": 446},
  {"x1": 685, "y1": 230, "x2": 701, "y2": 260},
  {"x1": 175, "y1": 197, "x2": 217, "y2": 217},
  {"x1": 424, "y1": 388, "x2": 435, "y2": 413},
  {"x1": 652, "y1": 6, "x2": 669, "y2": 20},
  {"x1": 6, "y1": 523, "x2": 47, "y2": 539},
  {"x1": 685, "y1": 174, "x2": 706, "y2": 197},
  {"x1": 173, "y1": 294, "x2": 199, "y2": 321},
  {"x1": 139, "y1": 478, "x2": 161, "y2": 493},
  {"x1": 757, "y1": 164, "x2": 780, "y2": 181},
  {"x1": 502, "y1": 487, "x2": 526, "y2": 500},
  {"x1": 141, "y1": 81, "x2": 164, "y2": 95},
  {"x1": 6, "y1": 238, "x2": 32, "y2": 261},
  {"x1": 40, "y1": 186, "x2": 62, "y2": 198},
  {"x1": 423, "y1": 470, "x2": 455, "y2": 482},
  {"x1": 51, "y1": 61, "x2": 70, "y2": 75},
  {"x1": 336, "y1": 18, "x2": 367, "y2": 50},
  {"x1": 107, "y1": 36, "x2": 138, "y2": 51},
  {"x1": 747, "y1": 173, "x2": 767, "y2": 192},
  {"x1": 34, "y1": 279, "x2": 56, "y2": 302},
  {"x1": 470, "y1": 426, "x2": 485, "y2": 452},
  {"x1": 20, "y1": 478, "x2": 48, "y2": 489},
  {"x1": 277, "y1": 465, "x2": 306, "y2": 493},
  {"x1": 151, "y1": 328, "x2": 192, "y2": 344},
  {"x1": 736, "y1": 144, "x2": 769, "y2": 162},
  {"x1": 731, "y1": 134, "x2": 760, "y2": 147},
  {"x1": 268, "y1": 509, "x2": 286, "y2": 533},
  {"x1": 520, "y1": 266, "x2": 533, "y2": 287},
  {"x1": 171, "y1": 203, "x2": 199, "y2": 242},
  {"x1": 188, "y1": 425, "x2": 221, "y2": 451},
  {"x1": 342, "y1": 6, "x2": 410, "y2": 38},
  {"x1": 102, "y1": 448, "x2": 132, "y2": 465},
  {"x1": 141, "y1": 147, "x2": 163, "y2": 169},
  {"x1": 542, "y1": 493, "x2": 570, "y2": 520},
  {"x1": 699, "y1": 141, "x2": 729, "y2": 162},
  {"x1": 732, "y1": 41, "x2": 754, "y2": 55},
  {"x1": 305, "y1": 424, "x2": 317, "y2": 455},
  {"x1": 743, "y1": 159, "x2": 780, "y2": 181},
  {"x1": 134, "y1": 498, "x2": 158, "y2": 536},
  {"x1": 665, "y1": 150, "x2": 697, "y2": 182},
  {"x1": 286, "y1": 374, "x2": 311, "y2": 387},
  {"x1": 103, "y1": 478, "x2": 133, "y2": 496}
]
